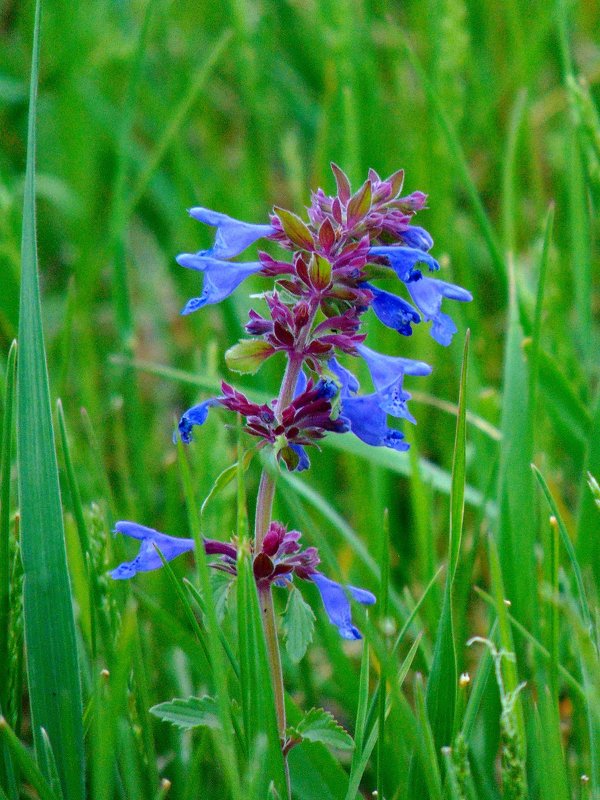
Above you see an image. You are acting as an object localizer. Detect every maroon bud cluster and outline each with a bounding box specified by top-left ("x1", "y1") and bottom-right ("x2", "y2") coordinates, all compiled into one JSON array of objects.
[
  {"x1": 253, "y1": 522, "x2": 320, "y2": 587},
  {"x1": 218, "y1": 379, "x2": 347, "y2": 460}
]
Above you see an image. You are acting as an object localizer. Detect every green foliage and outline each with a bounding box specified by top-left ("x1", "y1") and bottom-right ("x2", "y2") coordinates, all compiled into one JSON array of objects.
[
  {"x1": 288, "y1": 708, "x2": 354, "y2": 751},
  {"x1": 150, "y1": 696, "x2": 222, "y2": 731},
  {"x1": 282, "y1": 586, "x2": 315, "y2": 664},
  {"x1": 16, "y1": 4, "x2": 84, "y2": 798},
  {"x1": 1, "y1": 0, "x2": 599, "y2": 797}
]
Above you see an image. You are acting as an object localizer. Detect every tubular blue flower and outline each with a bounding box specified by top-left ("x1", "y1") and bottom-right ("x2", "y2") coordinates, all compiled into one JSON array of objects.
[
  {"x1": 189, "y1": 206, "x2": 274, "y2": 259},
  {"x1": 405, "y1": 276, "x2": 472, "y2": 346},
  {"x1": 111, "y1": 522, "x2": 195, "y2": 579},
  {"x1": 175, "y1": 397, "x2": 221, "y2": 444},
  {"x1": 400, "y1": 225, "x2": 434, "y2": 252},
  {"x1": 356, "y1": 343, "x2": 431, "y2": 423},
  {"x1": 176, "y1": 254, "x2": 264, "y2": 314},
  {"x1": 365, "y1": 283, "x2": 420, "y2": 337},
  {"x1": 339, "y1": 394, "x2": 409, "y2": 451},
  {"x1": 369, "y1": 245, "x2": 440, "y2": 282},
  {"x1": 288, "y1": 443, "x2": 310, "y2": 471},
  {"x1": 310, "y1": 572, "x2": 376, "y2": 640},
  {"x1": 328, "y1": 358, "x2": 409, "y2": 452}
]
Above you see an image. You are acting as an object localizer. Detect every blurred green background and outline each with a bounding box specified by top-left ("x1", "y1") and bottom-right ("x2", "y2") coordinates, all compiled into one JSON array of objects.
[{"x1": 1, "y1": 0, "x2": 599, "y2": 797}]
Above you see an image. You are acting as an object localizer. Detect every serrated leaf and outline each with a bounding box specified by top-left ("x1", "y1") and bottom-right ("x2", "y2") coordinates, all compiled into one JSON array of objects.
[
  {"x1": 274, "y1": 206, "x2": 314, "y2": 250},
  {"x1": 282, "y1": 587, "x2": 315, "y2": 663},
  {"x1": 225, "y1": 339, "x2": 274, "y2": 374},
  {"x1": 211, "y1": 570, "x2": 234, "y2": 624},
  {"x1": 290, "y1": 708, "x2": 354, "y2": 751},
  {"x1": 150, "y1": 696, "x2": 221, "y2": 731}
]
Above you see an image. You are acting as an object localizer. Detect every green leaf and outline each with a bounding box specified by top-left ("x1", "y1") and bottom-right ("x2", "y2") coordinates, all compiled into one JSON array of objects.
[
  {"x1": 225, "y1": 339, "x2": 275, "y2": 374},
  {"x1": 236, "y1": 544, "x2": 287, "y2": 796},
  {"x1": 176, "y1": 442, "x2": 242, "y2": 799},
  {"x1": 201, "y1": 447, "x2": 257, "y2": 517},
  {"x1": 0, "y1": 717, "x2": 59, "y2": 800},
  {"x1": 282, "y1": 587, "x2": 315, "y2": 663},
  {"x1": 274, "y1": 206, "x2": 315, "y2": 250},
  {"x1": 496, "y1": 263, "x2": 537, "y2": 629},
  {"x1": 17, "y1": 4, "x2": 84, "y2": 798},
  {"x1": 0, "y1": 340, "x2": 17, "y2": 718},
  {"x1": 290, "y1": 708, "x2": 354, "y2": 751},
  {"x1": 150, "y1": 696, "x2": 221, "y2": 731}
]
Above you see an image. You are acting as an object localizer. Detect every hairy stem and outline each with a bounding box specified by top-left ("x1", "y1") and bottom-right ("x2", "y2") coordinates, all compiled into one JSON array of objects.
[{"x1": 253, "y1": 319, "x2": 316, "y2": 795}]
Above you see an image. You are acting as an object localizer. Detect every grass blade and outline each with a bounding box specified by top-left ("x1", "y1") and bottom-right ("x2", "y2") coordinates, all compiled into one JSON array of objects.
[
  {"x1": 236, "y1": 543, "x2": 287, "y2": 798},
  {"x1": 0, "y1": 341, "x2": 17, "y2": 715},
  {"x1": 16, "y1": 3, "x2": 84, "y2": 797}
]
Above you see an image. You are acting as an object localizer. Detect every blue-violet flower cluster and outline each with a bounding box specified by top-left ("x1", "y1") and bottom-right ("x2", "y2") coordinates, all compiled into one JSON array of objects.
[{"x1": 110, "y1": 164, "x2": 472, "y2": 641}]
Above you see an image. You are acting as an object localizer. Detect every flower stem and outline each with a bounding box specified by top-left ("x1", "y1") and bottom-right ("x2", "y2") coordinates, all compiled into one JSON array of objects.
[{"x1": 253, "y1": 340, "x2": 311, "y2": 797}]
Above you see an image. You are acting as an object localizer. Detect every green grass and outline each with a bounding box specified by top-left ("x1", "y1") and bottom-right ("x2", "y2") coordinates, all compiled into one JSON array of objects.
[{"x1": 1, "y1": 0, "x2": 599, "y2": 798}]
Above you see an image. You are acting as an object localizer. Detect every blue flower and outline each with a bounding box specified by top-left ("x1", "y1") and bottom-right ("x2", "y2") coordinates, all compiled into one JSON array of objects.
[
  {"x1": 175, "y1": 398, "x2": 221, "y2": 443},
  {"x1": 400, "y1": 226, "x2": 433, "y2": 252},
  {"x1": 356, "y1": 343, "x2": 431, "y2": 424},
  {"x1": 189, "y1": 206, "x2": 274, "y2": 259},
  {"x1": 111, "y1": 522, "x2": 194, "y2": 579},
  {"x1": 339, "y1": 394, "x2": 409, "y2": 451},
  {"x1": 405, "y1": 276, "x2": 472, "y2": 346},
  {"x1": 176, "y1": 254, "x2": 264, "y2": 314},
  {"x1": 365, "y1": 283, "x2": 420, "y2": 336},
  {"x1": 289, "y1": 443, "x2": 310, "y2": 471},
  {"x1": 311, "y1": 572, "x2": 375, "y2": 640},
  {"x1": 329, "y1": 358, "x2": 410, "y2": 452},
  {"x1": 369, "y1": 245, "x2": 440, "y2": 282}
]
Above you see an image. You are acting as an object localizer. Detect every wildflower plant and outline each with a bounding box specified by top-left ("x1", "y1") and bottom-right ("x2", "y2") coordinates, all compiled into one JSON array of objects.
[{"x1": 110, "y1": 164, "x2": 471, "y2": 791}]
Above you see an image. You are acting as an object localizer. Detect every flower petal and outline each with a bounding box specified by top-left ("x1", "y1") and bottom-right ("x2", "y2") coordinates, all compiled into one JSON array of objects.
[
  {"x1": 311, "y1": 572, "x2": 375, "y2": 640},
  {"x1": 289, "y1": 443, "x2": 310, "y2": 471},
  {"x1": 176, "y1": 254, "x2": 264, "y2": 314},
  {"x1": 189, "y1": 206, "x2": 274, "y2": 259},
  {"x1": 176, "y1": 398, "x2": 221, "y2": 443},
  {"x1": 356, "y1": 344, "x2": 431, "y2": 423},
  {"x1": 405, "y1": 276, "x2": 472, "y2": 346},
  {"x1": 340, "y1": 393, "x2": 409, "y2": 451},
  {"x1": 369, "y1": 245, "x2": 440, "y2": 281},
  {"x1": 111, "y1": 522, "x2": 194, "y2": 579},
  {"x1": 328, "y1": 357, "x2": 360, "y2": 395},
  {"x1": 365, "y1": 284, "x2": 420, "y2": 337},
  {"x1": 400, "y1": 225, "x2": 434, "y2": 252}
]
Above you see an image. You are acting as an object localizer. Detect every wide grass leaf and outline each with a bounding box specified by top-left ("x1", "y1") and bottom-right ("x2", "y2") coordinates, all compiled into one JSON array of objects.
[{"x1": 16, "y1": 4, "x2": 84, "y2": 798}]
